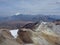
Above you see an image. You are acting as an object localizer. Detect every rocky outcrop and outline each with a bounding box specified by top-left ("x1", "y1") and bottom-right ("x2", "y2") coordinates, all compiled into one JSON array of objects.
[{"x1": 17, "y1": 30, "x2": 33, "y2": 44}]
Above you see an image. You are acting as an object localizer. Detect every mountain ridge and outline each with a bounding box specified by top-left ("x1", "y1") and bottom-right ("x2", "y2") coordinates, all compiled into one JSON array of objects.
[{"x1": 0, "y1": 14, "x2": 60, "y2": 22}]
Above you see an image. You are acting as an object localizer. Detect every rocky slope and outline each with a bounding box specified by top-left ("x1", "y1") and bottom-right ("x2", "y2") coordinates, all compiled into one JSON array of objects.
[
  {"x1": 17, "y1": 22, "x2": 60, "y2": 45},
  {"x1": 0, "y1": 30, "x2": 22, "y2": 45},
  {"x1": 0, "y1": 22, "x2": 60, "y2": 45}
]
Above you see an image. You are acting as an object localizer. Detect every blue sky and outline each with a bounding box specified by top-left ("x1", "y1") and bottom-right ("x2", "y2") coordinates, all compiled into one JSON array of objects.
[{"x1": 0, "y1": 0, "x2": 60, "y2": 16}]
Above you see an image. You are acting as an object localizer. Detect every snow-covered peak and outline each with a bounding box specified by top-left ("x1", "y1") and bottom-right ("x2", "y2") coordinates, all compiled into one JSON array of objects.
[{"x1": 15, "y1": 12, "x2": 21, "y2": 15}]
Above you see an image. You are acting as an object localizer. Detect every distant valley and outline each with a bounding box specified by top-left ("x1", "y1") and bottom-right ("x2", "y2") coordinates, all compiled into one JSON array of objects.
[{"x1": 0, "y1": 14, "x2": 60, "y2": 29}]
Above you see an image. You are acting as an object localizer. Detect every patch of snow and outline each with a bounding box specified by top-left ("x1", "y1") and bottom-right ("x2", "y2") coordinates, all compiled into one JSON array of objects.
[
  {"x1": 15, "y1": 12, "x2": 20, "y2": 15},
  {"x1": 42, "y1": 22, "x2": 47, "y2": 24},
  {"x1": 35, "y1": 22, "x2": 47, "y2": 32},
  {"x1": 10, "y1": 29, "x2": 19, "y2": 38}
]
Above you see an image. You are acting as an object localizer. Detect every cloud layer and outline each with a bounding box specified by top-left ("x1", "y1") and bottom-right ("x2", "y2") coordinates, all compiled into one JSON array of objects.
[{"x1": 0, "y1": 0, "x2": 60, "y2": 16}]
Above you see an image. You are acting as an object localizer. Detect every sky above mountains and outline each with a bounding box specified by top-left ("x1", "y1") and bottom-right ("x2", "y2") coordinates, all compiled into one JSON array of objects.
[{"x1": 0, "y1": 0, "x2": 60, "y2": 16}]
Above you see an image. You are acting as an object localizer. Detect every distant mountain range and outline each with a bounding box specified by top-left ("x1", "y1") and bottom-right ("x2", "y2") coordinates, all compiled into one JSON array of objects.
[
  {"x1": 0, "y1": 14, "x2": 60, "y2": 29},
  {"x1": 0, "y1": 14, "x2": 60, "y2": 22}
]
